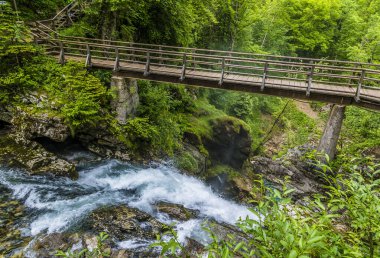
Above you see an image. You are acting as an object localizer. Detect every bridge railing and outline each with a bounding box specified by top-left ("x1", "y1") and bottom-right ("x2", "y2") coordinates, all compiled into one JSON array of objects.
[{"x1": 37, "y1": 36, "x2": 380, "y2": 103}]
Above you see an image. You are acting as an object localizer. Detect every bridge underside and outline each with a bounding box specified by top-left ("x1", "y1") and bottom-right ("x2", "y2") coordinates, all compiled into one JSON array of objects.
[{"x1": 64, "y1": 56, "x2": 380, "y2": 111}]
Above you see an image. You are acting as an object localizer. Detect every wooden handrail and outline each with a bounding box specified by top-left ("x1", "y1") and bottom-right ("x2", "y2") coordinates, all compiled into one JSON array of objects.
[{"x1": 28, "y1": 0, "x2": 380, "y2": 111}]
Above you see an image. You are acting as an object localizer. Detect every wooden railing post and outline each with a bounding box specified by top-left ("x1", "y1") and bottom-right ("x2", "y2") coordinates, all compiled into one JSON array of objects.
[
  {"x1": 306, "y1": 62, "x2": 315, "y2": 97},
  {"x1": 85, "y1": 44, "x2": 92, "y2": 68},
  {"x1": 59, "y1": 41, "x2": 65, "y2": 65},
  {"x1": 180, "y1": 53, "x2": 187, "y2": 81},
  {"x1": 130, "y1": 43, "x2": 135, "y2": 62},
  {"x1": 144, "y1": 52, "x2": 151, "y2": 77},
  {"x1": 113, "y1": 47, "x2": 120, "y2": 71},
  {"x1": 219, "y1": 58, "x2": 225, "y2": 86},
  {"x1": 355, "y1": 69, "x2": 365, "y2": 102},
  {"x1": 159, "y1": 46, "x2": 163, "y2": 65},
  {"x1": 192, "y1": 49, "x2": 196, "y2": 71},
  {"x1": 261, "y1": 62, "x2": 269, "y2": 91}
]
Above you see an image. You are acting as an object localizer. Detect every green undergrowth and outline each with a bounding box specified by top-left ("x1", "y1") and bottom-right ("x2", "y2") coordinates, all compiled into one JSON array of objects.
[
  {"x1": 174, "y1": 151, "x2": 200, "y2": 175},
  {"x1": 274, "y1": 101, "x2": 319, "y2": 156},
  {"x1": 184, "y1": 99, "x2": 226, "y2": 141},
  {"x1": 7, "y1": 56, "x2": 111, "y2": 135},
  {"x1": 340, "y1": 106, "x2": 380, "y2": 155},
  {"x1": 155, "y1": 157, "x2": 380, "y2": 258}
]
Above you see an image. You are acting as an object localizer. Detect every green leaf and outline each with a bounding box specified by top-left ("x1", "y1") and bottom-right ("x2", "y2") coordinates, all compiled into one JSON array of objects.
[{"x1": 288, "y1": 249, "x2": 298, "y2": 258}]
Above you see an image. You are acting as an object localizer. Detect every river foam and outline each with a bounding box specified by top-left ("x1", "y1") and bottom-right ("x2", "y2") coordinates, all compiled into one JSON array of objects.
[{"x1": 0, "y1": 158, "x2": 254, "y2": 246}]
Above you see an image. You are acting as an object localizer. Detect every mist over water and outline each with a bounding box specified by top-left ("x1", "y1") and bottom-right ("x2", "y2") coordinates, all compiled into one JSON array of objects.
[{"x1": 0, "y1": 156, "x2": 254, "y2": 251}]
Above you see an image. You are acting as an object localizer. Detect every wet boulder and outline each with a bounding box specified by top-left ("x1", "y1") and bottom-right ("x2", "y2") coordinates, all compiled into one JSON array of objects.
[
  {"x1": 31, "y1": 232, "x2": 111, "y2": 257},
  {"x1": 155, "y1": 202, "x2": 199, "y2": 221},
  {"x1": 89, "y1": 205, "x2": 165, "y2": 241},
  {"x1": 205, "y1": 220, "x2": 249, "y2": 248},
  {"x1": 0, "y1": 134, "x2": 77, "y2": 179}
]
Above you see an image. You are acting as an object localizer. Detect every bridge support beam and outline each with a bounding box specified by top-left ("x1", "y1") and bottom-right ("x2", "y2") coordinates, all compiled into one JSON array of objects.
[
  {"x1": 317, "y1": 105, "x2": 346, "y2": 161},
  {"x1": 110, "y1": 75, "x2": 139, "y2": 124}
]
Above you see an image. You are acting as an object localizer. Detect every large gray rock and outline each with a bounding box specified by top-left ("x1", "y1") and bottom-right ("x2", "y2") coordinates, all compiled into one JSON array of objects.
[
  {"x1": 77, "y1": 127, "x2": 131, "y2": 161},
  {"x1": 155, "y1": 202, "x2": 199, "y2": 221},
  {"x1": 250, "y1": 145, "x2": 323, "y2": 199},
  {"x1": 11, "y1": 109, "x2": 70, "y2": 142},
  {"x1": 175, "y1": 143, "x2": 207, "y2": 176},
  {"x1": 0, "y1": 134, "x2": 77, "y2": 179},
  {"x1": 31, "y1": 232, "x2": 111, "y2": 258},
  {"x1": 89, "y1": 205, "x2": 164, "y2": 241}
]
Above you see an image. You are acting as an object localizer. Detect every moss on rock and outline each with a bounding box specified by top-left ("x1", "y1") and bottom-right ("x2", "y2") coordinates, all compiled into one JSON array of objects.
[{"x1": 0, "y1": 134, "x2": 77, "y2": 179}]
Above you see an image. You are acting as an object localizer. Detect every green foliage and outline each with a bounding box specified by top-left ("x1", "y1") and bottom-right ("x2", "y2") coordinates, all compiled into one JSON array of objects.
[
  {"x1": 340, "y1": 106, "x2": 380, "y2": 154},
  {"x1": 205, "y1": 90, "x2": 316, "y2": 153},
  {"x1": 44, "y1": 62, "x2": 110, "y2": 134},
  {"x1": 123, "y1": 117, "x2": 159, "y2": 152},
  {"x1": 123, "y1": 81, "x2": 199, "y2": 156},
  {"x1": 0, "y1": 3, "x2": 38, "y2": 103},
  {"x1": 17, "y1": 0, "x2": 71, "y2": 20},
  {"x1": 280, "y1": 0, "x2": 342, "y2": 57},
  {"x1": 71, "y1": 0, "x2": 218, "y2": 46},
  {"x1": 55, "y1": 232, "x2": 110, "y2": 258},
  {"x1": 0, "y1": 3, "x2": 36, "y2": 61},
  {"x1": 174, "y1": 151, "x2": 200, "y2": 174},
  {"x1": 325, "y1": 163, "x2": 380, "y2": 257},
  {"x1": 151, "y1": 225, "x2": 189, "y2": 257},
  {"x1": 20, "y1": 58, "x2": 110, "y2": 134}
]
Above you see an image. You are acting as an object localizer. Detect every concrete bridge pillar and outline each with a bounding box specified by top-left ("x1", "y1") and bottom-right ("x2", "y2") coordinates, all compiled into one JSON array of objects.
[
  {"x1": 110, "y1": 75, "x2": 139, "y2": 124},
  {"x1": 317, "y1": 105, "x2": 346, "y2": 160}
]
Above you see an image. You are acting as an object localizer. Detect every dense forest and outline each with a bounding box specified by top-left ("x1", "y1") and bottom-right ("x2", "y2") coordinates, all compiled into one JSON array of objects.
[{"x1": 0, "y1": 0, "x2": 380, "y2": 257}]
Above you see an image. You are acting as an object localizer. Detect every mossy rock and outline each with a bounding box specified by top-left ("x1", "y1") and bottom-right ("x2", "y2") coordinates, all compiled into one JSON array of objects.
[
  {"x1": 89, "y1": 205, "x2": 165, "y2": 241},
  {"x1": 0, "y1": 134, "x2": 77, "y2": 179},
  {"x1": 155, "y1": 202, "x2": 199, "y2": 221}
]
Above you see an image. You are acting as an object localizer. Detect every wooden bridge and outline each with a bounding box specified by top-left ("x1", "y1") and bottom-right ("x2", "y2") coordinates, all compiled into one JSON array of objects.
[{"x1": 30, "y1": 2, "x2": 380, "y2": 111}]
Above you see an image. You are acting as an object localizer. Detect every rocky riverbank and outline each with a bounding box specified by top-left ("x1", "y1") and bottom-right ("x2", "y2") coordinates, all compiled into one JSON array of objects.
[{"x1": 0, "y1": 95, "x2": 331, "y2": 257}]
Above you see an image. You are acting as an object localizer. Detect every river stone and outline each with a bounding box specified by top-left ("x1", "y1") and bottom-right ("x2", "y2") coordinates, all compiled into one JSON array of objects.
[
  {"x1": 155, "y1": 202, "x2": 199, "y2": 221},
  {"x1": 0, "y1": 134, "x2": 77, "y2": 179},
  {"x1": 31, "y1": 232, "x2": 110, "y2": 257},
  {"x1": 0, "y1": 186, "x2": 30, "y2": 257},
  {"x1": 89, "y1": 205, "x2": 165, "y2": 241}
]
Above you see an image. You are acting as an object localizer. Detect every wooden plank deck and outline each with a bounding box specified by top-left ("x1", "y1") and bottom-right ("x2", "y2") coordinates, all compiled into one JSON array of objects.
[{"x1": 63, "y1": 55, "x2": 380, "y2": 111}]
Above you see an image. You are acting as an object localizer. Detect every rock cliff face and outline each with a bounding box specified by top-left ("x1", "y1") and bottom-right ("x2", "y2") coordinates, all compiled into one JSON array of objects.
[
  {"x1": 11, "y1": 109, "x2": 71, "y2": 142},
  {"x1": 0, "y1": 102, "x2": 133, "y2": 178},
  {"x1": 204, "y1": 117, "x2": 252, "y2": 169},
  {"x1": 0, "y1": 104, "x2": 77, "y2": 178},
  {"x1": 0, "y1": 134, "x2": 78, "y2": 179},
  {"x1": 240, "y1": 145, "x2": 323, "y2": 202}
]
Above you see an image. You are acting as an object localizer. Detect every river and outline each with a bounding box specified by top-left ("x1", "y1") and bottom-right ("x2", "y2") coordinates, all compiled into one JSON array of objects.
[{"x1": 0, "y1": 150, "x2": 253, "y2": 256}]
